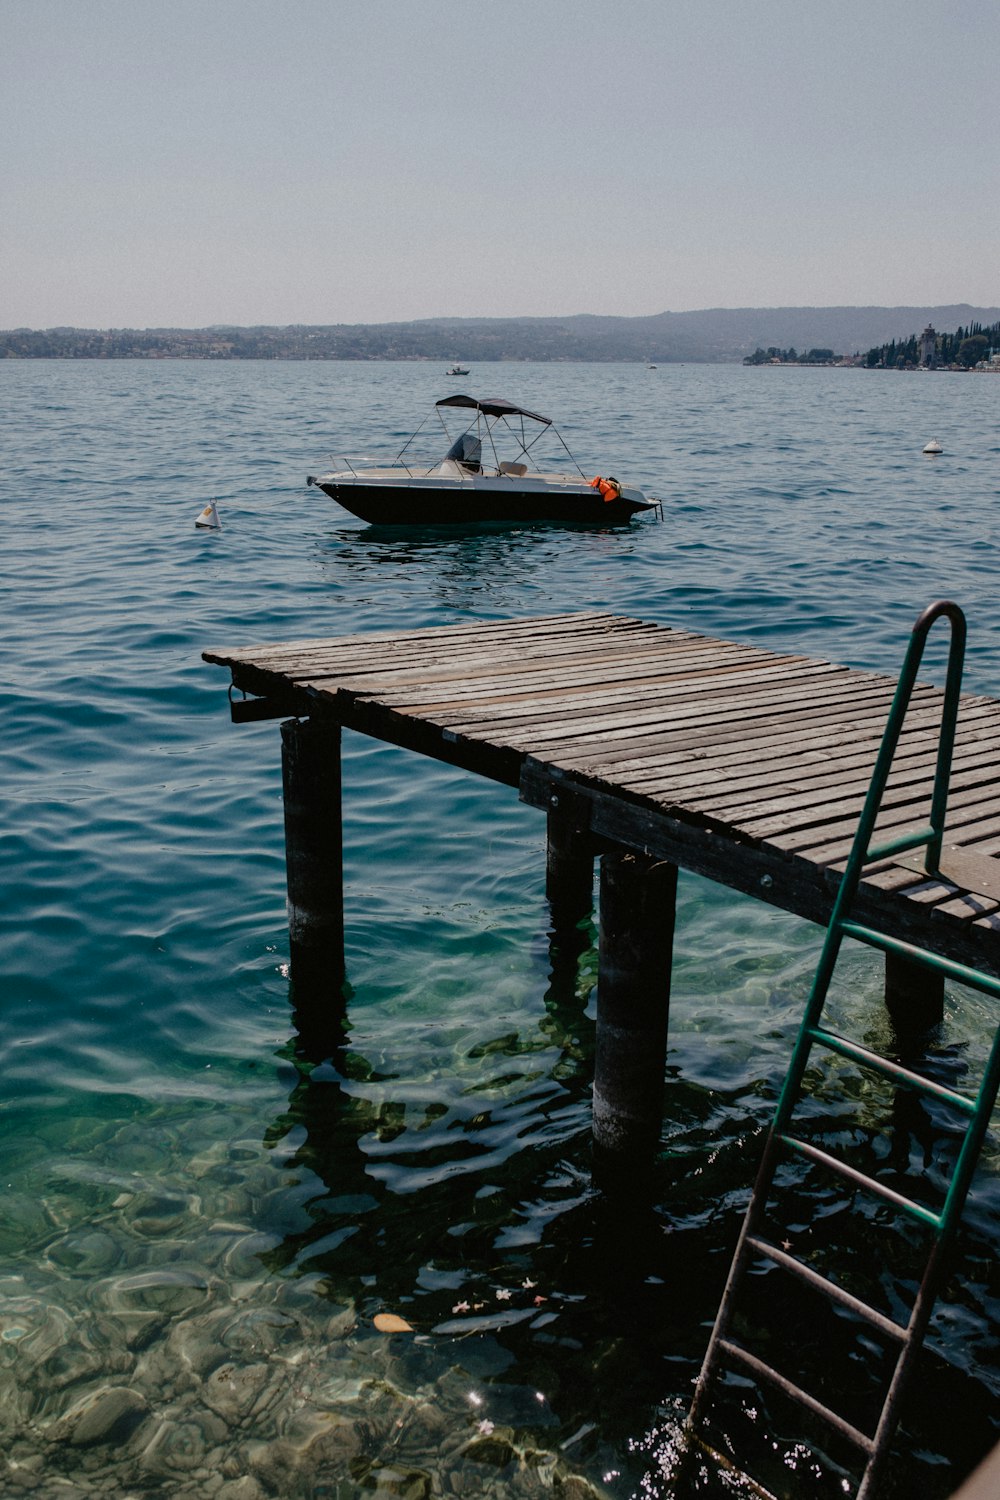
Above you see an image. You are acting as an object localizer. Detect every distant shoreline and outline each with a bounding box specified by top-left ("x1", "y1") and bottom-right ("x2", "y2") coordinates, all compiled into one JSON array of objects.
[
  {"x1": 2, "y1": 353, "x2": 995, "y2": 372},
  {"x1": 4, "y1": 305, "x2": 998, "y2": 367}
]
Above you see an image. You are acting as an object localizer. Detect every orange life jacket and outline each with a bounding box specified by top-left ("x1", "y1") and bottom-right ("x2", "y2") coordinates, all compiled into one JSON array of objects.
[{"x1": 590, "y1": 475, "x2": 622, "y2": 502}]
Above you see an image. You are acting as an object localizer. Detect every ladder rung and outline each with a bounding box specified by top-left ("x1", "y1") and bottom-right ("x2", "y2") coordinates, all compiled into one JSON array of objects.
[
  {"x1": 838, "y1": 921, "x2": 1000, "y2": 1001},
  {"x1": 746, "y1": 1236, "x2": 907, "y2": 1343},
  {"x1": 717, "y1": 1337, "x2": 875, "y2": 1454},
  {"x1": 690, "y1": 605, "x2": 977, "y2": 1494},
  {"x1": 807, "y1": 1027, "x2": 976, "y2": 1115},
  {"x1": 779, "y1": 1135, "x2": 943, "y2": 1230},
  {"x1": 866, "y1": 824, "x2": 936, "y2": 863}
]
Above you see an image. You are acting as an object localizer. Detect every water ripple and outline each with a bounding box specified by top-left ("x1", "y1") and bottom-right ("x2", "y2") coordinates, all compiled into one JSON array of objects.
[{"x1": 1, "y1": 360, "x2": 998, "y2": 1498}]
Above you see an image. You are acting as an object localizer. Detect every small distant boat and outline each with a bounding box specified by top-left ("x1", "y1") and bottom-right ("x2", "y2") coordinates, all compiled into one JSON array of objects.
[
  {"x1": 446, "y1": 364, "x2": 470, "y2": 376},
  {"x1": 647, "y1": 362, "x2": 657, "y2": 370},
  {"x1": 307, "y1": 394, "x2": 659, "y2": 526}
]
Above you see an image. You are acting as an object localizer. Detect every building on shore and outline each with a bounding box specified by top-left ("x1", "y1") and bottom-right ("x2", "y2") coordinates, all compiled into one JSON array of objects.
[{"x1": 919, "y1": 324, "x2": 937, "y2": 368}]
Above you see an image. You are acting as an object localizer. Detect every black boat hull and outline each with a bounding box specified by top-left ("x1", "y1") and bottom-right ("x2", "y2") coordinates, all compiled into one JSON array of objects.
[{"x1": 314, "y1": 479, "x2": 655, "y2": 526}]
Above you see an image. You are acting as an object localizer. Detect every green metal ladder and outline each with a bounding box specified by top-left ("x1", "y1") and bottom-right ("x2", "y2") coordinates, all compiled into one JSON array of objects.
[{"x1": 688, "y1": 600, "x2": 1000, "y2": 1500}]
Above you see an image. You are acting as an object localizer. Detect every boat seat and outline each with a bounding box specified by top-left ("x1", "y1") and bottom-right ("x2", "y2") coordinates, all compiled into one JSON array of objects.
[
  {"x1": 499, "y1": 461, "x2": 528, "y2": 477},
  {"x1": 429, "y1": 459, "x2": 473, "y2": 478}
]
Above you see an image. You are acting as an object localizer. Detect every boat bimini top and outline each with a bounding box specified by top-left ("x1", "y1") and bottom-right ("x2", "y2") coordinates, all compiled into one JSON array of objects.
[{"x1": 393, "y1": 393, "x2": 588, "y2": 480}]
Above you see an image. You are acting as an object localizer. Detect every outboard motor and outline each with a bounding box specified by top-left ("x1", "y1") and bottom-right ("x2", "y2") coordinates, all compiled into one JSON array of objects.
[{"x1": 444, "y1": 433, "x2": 482, "y2": 472}]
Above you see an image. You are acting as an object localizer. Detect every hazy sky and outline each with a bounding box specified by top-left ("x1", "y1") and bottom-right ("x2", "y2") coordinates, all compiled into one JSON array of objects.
[{"x1": 4, "y1": 0, "x2": 998, "y2": 328}]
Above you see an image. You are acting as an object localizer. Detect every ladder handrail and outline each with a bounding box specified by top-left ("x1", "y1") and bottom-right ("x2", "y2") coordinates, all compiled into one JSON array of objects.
[
  {"x1": 850, "y1": 597, "x2": 965, "y2": 882},
  {"x1": 771, "y1": 600, "x2": 966, "y2": 1148},
  {"x1": 687, "y1": 601, "x2": 1000, "y2": 1500}
]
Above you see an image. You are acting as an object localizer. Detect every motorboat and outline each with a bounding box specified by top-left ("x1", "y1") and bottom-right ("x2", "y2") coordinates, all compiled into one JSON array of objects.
[
  {"x1": 446, "y1": 364, "x2": 470, "y2": 375},
  {"x1": 306, "y1": 394, "x2": 660, "y2": 526}
]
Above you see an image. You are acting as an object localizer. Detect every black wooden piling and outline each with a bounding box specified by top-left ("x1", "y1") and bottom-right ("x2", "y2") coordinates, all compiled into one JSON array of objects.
[
  {"x1": 545, "y1": 796, "x2": 595, "y2": 925},
  {"x1": 593, "y1": 851, "x2": 678, "y2": 1163},
  {"x1": 280, "y1": 716, "x2": 345, "y2": 998},
  {"x1": 885, "y1": 950, "x2": 946, "y2": 1038}
]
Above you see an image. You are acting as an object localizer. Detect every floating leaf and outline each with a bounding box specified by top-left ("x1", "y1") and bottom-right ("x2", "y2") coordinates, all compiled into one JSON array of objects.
[{"x1": 374, "y1": 1312, "x2": 413, "y2": 1333}]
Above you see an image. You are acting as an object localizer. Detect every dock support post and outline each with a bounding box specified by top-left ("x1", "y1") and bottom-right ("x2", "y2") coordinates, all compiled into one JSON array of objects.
[
  {"x1": 545, "y1": 800, "x2": 595, "y2": 926},
  {"x1": 545, "y1": 799, "x2": 596, "y2": 988},
  {"x1": 885, "y1": 950, "x2": 945, "y2": 1039},
  {"x1": 593, "y1": 850, "x2": 677, "y2": 1174},
  {"x1": 281, "y1": 717, "x2": 345, "y2": 1007}
]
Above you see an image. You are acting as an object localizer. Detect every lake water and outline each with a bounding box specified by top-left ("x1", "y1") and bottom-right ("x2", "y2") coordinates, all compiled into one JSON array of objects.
[{"x1": 1, "y1": 359, "x2": 998, "y2": 1499}]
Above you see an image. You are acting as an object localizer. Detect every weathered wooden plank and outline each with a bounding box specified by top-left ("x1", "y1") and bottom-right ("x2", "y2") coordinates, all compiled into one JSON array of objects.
[
  {"x1": 208, "y1": 610, "x2": 1000, "y2": 983},
  {"x1": 751, "y1": 836, "x2": 1000, "y2": 928},
  {"x1": 971, "y1": 909, "x2": 1000, "y2": 938},
  {"x1": 211, "y1": 614, "x2": 681, "y2": 678},
  {"x1": 267, "y1": 627, "x2": 715, "y2": 689},
  {"x1": 703, "y1": 745, "x2": 1000, "y2": 828},
  {"x1": 452, "y1": 668, "x2": 903, "y2": 740},
  {"x1": 403, "y1": 659, "x2": 848, "y2": 724},
  {"x1": 203, "y1": 609, "x2": 628, "y2": 665},
  {"x1": 783, "y1": 789, "x2": 1000, "y2": 863},
  {"x1": 554, "y1": 696, "x2": 1000, "y2": 785},
  {"x1": 323, "y1": 654, "x2": 783, "y2": 713},
  {"x1": 516, "y1": 684, "x2": 922, "y2": 763},
  {"x1": 211, "y1": 616, "x2": 665, "y2": 685},
  {"x1": 543, "y1": 692, "x2": 967, "y2": 782},
  {"x1": 226, "y1": 634, "x2": 739, "y2": 705},
  {"x1": 339, "y1": 647, "x2": 798, "y2": 706},
  {"x1": 322, "y1": 634, "x2": 736, "y2": 689},
  {"x1": 289, "y1": 626, "x2": 752, "y2": 676},
  {"x1": 632, "y1": 708, "x2": 1000, "y2": 804},
  {"x1": 931, "y1": 890, "x2": 1000, "y2": 921},
  {"x1": 747, "y1": 783, "x2": 1000, "y2": 850}
]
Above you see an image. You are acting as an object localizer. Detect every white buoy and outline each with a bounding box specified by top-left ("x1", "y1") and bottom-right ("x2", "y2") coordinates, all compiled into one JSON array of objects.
[
  {"x1": 922, "y1": 439, "x2": 943, "y2": 455},
  {"x1": 195, "y1": 500, "x2": 221, "y2": 528}
]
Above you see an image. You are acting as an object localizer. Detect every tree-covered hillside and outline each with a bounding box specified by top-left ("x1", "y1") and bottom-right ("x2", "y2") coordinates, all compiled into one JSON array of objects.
[
  {"x1": 865, "y1": 319, "x2": 1000, "y2": 369},
  {"x1": 4, "y1": 306, "x2": 999, "y2": 364}
]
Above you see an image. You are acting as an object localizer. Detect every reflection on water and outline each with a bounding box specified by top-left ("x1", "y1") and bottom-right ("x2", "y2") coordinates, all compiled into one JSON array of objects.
[
  {"x1": 321, "y1": 518, "x2": 652, "y2": 618},
  {"x1": 264, "y1": 911, "x2": 598, "y2": 1296}
]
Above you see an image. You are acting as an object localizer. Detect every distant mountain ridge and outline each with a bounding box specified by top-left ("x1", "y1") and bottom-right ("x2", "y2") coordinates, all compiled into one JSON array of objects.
[{"x1": 3, "y1": 305, "x2": 998, "y2": 362}]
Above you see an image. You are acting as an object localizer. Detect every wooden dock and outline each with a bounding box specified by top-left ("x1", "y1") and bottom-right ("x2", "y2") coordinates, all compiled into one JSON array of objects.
[{"x1": 204, "y1": 610, "x2": 1000, "y2": 1160}]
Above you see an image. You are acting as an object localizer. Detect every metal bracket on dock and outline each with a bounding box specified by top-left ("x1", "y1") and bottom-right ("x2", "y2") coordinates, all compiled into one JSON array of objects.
[
  {"x1": 520, "y1": 759, "x2": 589, "y2": 818},
  {"x1": 524, "y1": 766, "x2": 593, "y2": 826}
]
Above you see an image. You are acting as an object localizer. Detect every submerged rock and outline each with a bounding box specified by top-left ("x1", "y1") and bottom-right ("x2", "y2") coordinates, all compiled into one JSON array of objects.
[
  {"x1": 246, "y1": 1436, "x2": 302, "y2": 1494},
  {"x1": 460, "y1": 1430, "x2": 517, "y2": 1467},
  {"x1": 363, "y1": 1464, "x2": 431, "y2": 1498},
  {"x1": 56, "y1": 1385, "x2": 150, "y2": 1447},
  {"x1": 554, "y1": 1477, "x2": 603, "y2": 1498},
  {"x1": 201, "y1": 1361, "x2": 274, "y2": 1425},
  {"x1": 216, "y1": 1478, "x2": 266, "y2": 1500}
]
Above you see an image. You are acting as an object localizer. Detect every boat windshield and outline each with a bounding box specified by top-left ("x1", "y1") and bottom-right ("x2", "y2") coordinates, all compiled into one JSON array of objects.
[{"x1": 444, "y1": 433, "x2": 482, "y2": 472}]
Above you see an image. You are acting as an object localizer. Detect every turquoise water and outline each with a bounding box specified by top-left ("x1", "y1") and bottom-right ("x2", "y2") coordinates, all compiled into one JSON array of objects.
[{"x1": 1, "y1": 359, "x2": 999, "y2": 1497}]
